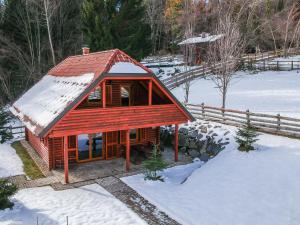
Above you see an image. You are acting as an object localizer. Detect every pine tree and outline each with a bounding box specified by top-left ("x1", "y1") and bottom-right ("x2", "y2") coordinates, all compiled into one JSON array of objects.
[
  {"x1": 81, "y1": 0, "x2": 151, "y2": 60},
  {"x1": 0, "y1": 179, "x2": 17, "y2": 210},
  {"x1": 143, "y1": 144, "x2": 168, "y2": 181},
  {"x1": 235, "y1": 125, "x2": 260, "y2": 152},
  {"x1": 0, "y1": 107, "x2": 12, "y2": 144},
  {"x1": 111, "y1": 0, "x2": 152, "y2": 60},
  {"x1": 81, "y1": 0, "x2": 114, "y2": 51}
]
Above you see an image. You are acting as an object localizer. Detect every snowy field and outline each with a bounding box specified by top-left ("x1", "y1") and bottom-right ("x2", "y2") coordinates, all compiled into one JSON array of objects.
[
  {"x1": 0, "y1": 184, "x2": 147, "y2": 225},
  {"x1": 123, "y1": 123, "x2": 300, "y2": 225},
  {"x1": 172, "y1": 70, "x2": 300, "y2": 118},
  {"x1": 0, "y1": 143, "x2": 24, "y2": 178}
]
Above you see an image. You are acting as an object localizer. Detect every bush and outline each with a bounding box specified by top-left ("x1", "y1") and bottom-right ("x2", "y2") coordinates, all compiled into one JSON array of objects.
[
  {"x1": 235, "y1": 125, "x2": 259, "y2": 152},
  {"x1": 0, "y1": 179, "x2": 17, "y2": 210},
  {"x1": 0, "y1": 107, "x2": 13, "y2": 143},
  {"x1": 143, "y1": 145, "x2": 168, "y2": 182}
]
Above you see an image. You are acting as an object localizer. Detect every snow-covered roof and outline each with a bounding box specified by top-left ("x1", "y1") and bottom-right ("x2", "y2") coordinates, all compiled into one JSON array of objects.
[
  {"x1": 10, "y1": 49, "x2": 192, "y2": 137},
  {"x1": 178, "y1": 34, "x2": 223, "y2": 45},
  {"x1": 109, "y1": 62, "x2": 148, "y2": 74},
  {"x1": 10, "y1": 74, "x2": 94, "y2": 135}
]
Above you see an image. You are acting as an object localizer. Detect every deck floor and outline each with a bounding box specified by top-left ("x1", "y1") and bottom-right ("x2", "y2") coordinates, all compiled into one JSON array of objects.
[{"x1": 52, "y1": 148, "x2": 192, "y2": 183}]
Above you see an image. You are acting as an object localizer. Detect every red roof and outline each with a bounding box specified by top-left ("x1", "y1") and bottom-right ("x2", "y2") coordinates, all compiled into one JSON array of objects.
[{"x1": 48, "y1": 49, "x2": 152, "y2": 78}]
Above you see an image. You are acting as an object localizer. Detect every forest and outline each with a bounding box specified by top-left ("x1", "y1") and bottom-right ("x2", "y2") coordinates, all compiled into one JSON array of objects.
[{"x1": 0, "y1": 0, "x2": 299, "y2": 106}]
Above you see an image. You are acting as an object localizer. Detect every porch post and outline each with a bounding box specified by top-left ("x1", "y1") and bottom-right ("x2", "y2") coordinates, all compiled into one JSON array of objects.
[
  {"x1": 102, "y1": 80, "x2": 106, "y2": 108},
  {"x1": 64, "y1": 136, "x2": 69, "y2": 183},
  {"x1": 126, "y1": 130, "x2": 130, "y2": 171},
  {"x1": 175, "y1": 124, "x2": 179, "y2": 162},
  {"x1": 148, "y1": 80, "x2": 152, "y2": 105}
]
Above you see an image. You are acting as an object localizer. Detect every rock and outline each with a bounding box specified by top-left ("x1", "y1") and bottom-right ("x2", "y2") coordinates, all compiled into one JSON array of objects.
[
  {"x1": 224, "y1": 131, "x2": 230, "y2": 136},
  {"x1": 197, "y1": 133, "x2": 204, "y2": 140},
  {"x1": 208, "y1": 130, "x2": 213, "y2": 135},
  {"x1": 220, "y1": 142, "x2": 230, "y2": 146},
  {"x1": 212, "y1": 133, "x2": 218, "y2": 137},
  {"x1": 200, "y1": 153, "x2": 210, "y2": 162},
  {"x1": 225, "y1": 137, "x2": 230, "y2": 140},
  {"x1": 200, "y1": 126, "x2": 208, "y2": 133},
  {"x1": 189, "y1": 149, "x2": 200, "y2": 158},
  {"x1": 189, "y1": 130, "x2": 198, "y2": 139},
  {"x1": 179, "y1": 127, "x2": 189, "y2": 135},
  {"x1": 189, "y1": 139, "x2": 197, "y2": 149},
  {"x1": 180, "y1": 146, "x2": 187, "y2": 154},
  {"x1": 208, "y1": 124, "x2": 212, "y2": 128}
]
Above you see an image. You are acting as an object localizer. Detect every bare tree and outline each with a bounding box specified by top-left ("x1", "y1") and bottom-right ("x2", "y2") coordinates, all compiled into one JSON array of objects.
[
  {"x1": 207, "y1": 14, "x2": 244, "y2": 108},
  {"x1": 145, "y1": 0, "x2": 165, "y2": 54},
  {"x1": 182, "y1": 0, "x2": 196, "y2": 103},
  {"x1": 42, "y1": 0, "x2": 59, "y2": 66}
]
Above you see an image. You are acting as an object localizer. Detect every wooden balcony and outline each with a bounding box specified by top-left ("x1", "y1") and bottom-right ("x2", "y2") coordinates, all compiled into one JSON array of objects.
[{"x1": 50, "y1": 104, "x2": 187, "y2": 137}]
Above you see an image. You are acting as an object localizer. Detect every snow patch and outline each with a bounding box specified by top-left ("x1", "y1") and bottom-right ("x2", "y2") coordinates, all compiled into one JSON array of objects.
[
  {"x1": 0, "y1": 184, "x2": 147, "y2": 225},
  {"x1": 109, "y1": 62, "x2": 148, "y2": 74},
  {"x1": 10, "y1": 73, "x2": 94, "y2": 134},
  {"x1": 0, "y1": 143, "x2": 24, "y2": 178}
]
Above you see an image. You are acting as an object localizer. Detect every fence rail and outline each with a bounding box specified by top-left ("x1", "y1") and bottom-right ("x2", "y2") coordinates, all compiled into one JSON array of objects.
[
  {"x1": 161, "y1": 48, "x2": 300, "y2": 89},
  {"x1": 1, "y1": 125, "x2": 25, "y2": 136},
  {"x1": 186, "y1": 103, "x2": 300, "y2": 138}
]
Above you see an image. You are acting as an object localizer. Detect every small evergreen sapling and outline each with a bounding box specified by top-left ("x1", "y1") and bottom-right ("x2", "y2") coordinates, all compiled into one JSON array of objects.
[
  {"x1": 235, "y1": 125, "x2": 260, "y2": 152},
  {"x1": 0, "y1": 179, "x2": 17, "y2": 210},
  {"x1": 143, "y1": 145, "x2": 168, "y2": 181},
  {"x1": 0, "y1": 107, "x2": 13, "y2": 143}
]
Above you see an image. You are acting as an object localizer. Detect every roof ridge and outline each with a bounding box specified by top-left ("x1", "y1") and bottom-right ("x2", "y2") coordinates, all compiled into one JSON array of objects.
[{"x1": 68, "y1": 49, "x2": 118, "y2": 59}]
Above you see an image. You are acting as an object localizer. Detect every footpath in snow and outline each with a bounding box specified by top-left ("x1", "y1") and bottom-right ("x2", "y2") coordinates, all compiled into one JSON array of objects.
[
  {"x1": 172, "y1": 70, "x2": 300, "y2": 118},
  {"x1": 123, "y1": 124, "x2": 300, "y2": 225}
]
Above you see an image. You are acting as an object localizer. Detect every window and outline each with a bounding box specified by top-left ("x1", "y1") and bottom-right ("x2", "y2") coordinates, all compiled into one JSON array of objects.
[
  {"x1": 88, "y1": 87, "x2": 101, "y2": 102},
  {"x1": 130, "y1": 129, "x2": 137, "y2": 140},
  {"x1": 121, "y1": 86, "x2": 130, "y2": 106},
  {"x1": 68, "y1": 136, "x2": 77, "y2": 149}
]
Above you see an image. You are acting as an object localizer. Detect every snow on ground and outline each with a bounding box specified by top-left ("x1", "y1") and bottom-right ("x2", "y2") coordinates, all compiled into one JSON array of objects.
[
  {"x1": 0, "y1": 143, "x2": 24, "y2": 178},
  {"x1": 0, "y1": 184, "x2": 147, "y2": 225},
  {"x1": 141, "y1": 55, "x2": 198, "y2": 80},
  {"x1": 123, "y1": 123, "x2": 300, "y2": 225},
  {"x1": 172, "y1": 70, "x2": 300, "y2": 118}
]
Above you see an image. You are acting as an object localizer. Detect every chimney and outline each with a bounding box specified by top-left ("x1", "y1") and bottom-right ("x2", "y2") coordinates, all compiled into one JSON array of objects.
[{"x1": 82, "y1": 46, "x2": 90, "y2": 55}]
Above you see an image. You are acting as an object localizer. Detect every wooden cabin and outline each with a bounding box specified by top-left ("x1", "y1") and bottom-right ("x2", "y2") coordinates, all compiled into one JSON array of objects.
[{"x1": 10, "y1": 48, "x2": 194, "y2": 183}]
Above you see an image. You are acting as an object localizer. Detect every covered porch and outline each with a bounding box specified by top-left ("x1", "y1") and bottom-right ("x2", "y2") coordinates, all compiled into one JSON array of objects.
[
  {"x1": 61, "y1": 125, "x2": 182, "y2": 183},
  {"x1": 54, "y1": 146, "x2": 191, "y2": 184}
]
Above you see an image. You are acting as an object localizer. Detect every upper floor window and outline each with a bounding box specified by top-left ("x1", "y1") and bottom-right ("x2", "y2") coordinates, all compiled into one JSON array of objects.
[{"x1": 88, "y1": 87, "x2": 101, "y2": 102}]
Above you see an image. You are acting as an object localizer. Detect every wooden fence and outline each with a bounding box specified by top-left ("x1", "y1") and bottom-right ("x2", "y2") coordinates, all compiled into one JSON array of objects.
[
  {"x1": 186, "y1": 103, "x2": 300, "y2": 138},
  {"x1": 1, "y1": 125, "x2": 25, "y2": 137},
  {"x1": 161, "y1": 48, "x2": 300, "y2": 90}
]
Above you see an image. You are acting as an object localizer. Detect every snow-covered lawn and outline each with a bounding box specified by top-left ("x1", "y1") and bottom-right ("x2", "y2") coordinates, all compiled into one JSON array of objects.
[
  {"x1": 172, "y1": 70, "x2": 300, "y2": 118},
  {"x1": 0, "y1": 184, "x2": 147, "y2": 225},
  {"x1": 122, "y1": 125, "x2": 300, "y2": 225},
  {"x1": 0, "y1": 143, "x2": 24, "y2": 178}
]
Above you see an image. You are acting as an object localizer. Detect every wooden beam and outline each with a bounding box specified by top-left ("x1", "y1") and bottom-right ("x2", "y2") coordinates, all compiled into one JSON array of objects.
[
  {"x1": 126, "y1": 130, "x2": 130, "y2": 171},
  {"x1": 102, "y1": 80, "x2": 106, "y2": 108},
  {"x1": 64, "y1": 136, "x2": 69, "y2": 183},
  {"x1": 175, "y1": 124, "x2": 179, "y2": 162},
  {"x1": 148, "y1": 80, "x2": 152, "y2": 105}
]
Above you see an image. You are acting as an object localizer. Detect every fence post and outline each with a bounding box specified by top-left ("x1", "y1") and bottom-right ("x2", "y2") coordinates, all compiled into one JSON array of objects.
[
  {"x1": 277, "y1": 61, "x2": 279, "y2": 71},
  {"x1": 277, "y1": 113, "x2": 281, "y2": 131},
  {"x1": 201, "y1": 103, "x2": 205, "y2": 119},
  {"x1": 263, "y1": 60, "x2": 266, "y2": 70},
  {"x1": 246, "y1": 109, "x2": 250, "y2": 126},
  {"x1": 292, "y1": 61, "x2": 294, "y2": 70}
]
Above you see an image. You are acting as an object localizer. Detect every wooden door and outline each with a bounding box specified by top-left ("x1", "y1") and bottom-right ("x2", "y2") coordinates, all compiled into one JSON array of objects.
[{"x1": 105, "y1": 131, "x2": 119, "y2": 159}]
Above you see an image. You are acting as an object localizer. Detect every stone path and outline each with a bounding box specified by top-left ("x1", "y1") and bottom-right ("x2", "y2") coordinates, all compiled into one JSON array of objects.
[{"x1": 96, "y1": 176, "x2": 181, "y2": 225}]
